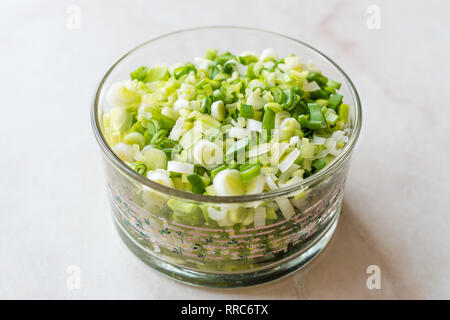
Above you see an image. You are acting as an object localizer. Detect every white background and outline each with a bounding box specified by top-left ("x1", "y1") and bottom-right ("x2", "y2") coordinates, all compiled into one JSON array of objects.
[{"x1": 1, "y1": 0, "x2": 449, "y2": 299}]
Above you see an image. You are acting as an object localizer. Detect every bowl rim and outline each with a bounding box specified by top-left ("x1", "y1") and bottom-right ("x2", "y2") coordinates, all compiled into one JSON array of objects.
[{"x1": 91, "y1": 26, "x2": 362, "y2": 204}]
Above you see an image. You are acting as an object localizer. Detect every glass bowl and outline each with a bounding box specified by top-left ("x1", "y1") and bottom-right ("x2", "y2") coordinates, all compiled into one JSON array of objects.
[{"x1": 91, "y1": 26, "x2": 362, "y2": 288}]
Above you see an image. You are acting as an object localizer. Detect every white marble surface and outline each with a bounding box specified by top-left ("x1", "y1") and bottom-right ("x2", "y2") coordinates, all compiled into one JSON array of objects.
[{"x1": 1, "y1": 0, "x2": 449, "y2": 299}]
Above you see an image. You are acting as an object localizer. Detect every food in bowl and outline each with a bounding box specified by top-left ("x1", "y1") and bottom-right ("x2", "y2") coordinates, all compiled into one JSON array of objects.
[
  {"x1": 93, "y1": 27, "x2": 363, "y2": 288},
  {"x1": 101, "y1": 48, "x2": 350, "y2": 229}
]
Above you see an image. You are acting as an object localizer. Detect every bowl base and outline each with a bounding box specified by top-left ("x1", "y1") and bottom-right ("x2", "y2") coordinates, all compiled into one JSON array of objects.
[{"x1": 113, "y1": 209, "x2": 340, "y2": 288}]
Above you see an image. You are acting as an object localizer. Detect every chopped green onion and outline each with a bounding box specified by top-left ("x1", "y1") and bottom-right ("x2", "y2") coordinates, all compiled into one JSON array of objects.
[
  {"x1": 240, "y1": 103, "x2": 254, "y2": 118},
  {"x1": 211, "y1": 164, "x2": 227, "y2": 179},
  {"x1": 327, "y1": 79, "x2": 341, "y2": 90},
  {"x1": 123, "y1": 132, "x2": 145, "y2": 149},
  {"x1": 146, "y1": 66, "x2": 169, "y2": 82},
  {"x1": 205, "y1": 48, "x2": 218, "y2": 60},
  {"x1": 211, "y1": 101, "x2": 226, "y2": 121},
  {"x1": 239, "y1": 55, "x2": 258, "y2": 65},
  {"x1": 310, "y1": 89, "x2": 330, "y2": 100},
  {"x1": 159, "y1": 117, "x2": 175, "y2": 130},
  {"x1": 223, "y1": 60, "x2": 238, "y2": 74},
  {"x1": 162, "y1": 148, "x2": 174, "y2": 157},
  {"x1": 216, "y1": 52, "x2": 236, "y2": 65},
  {"x1": 270, "y1": 87, "x2": 286, "y2": 104},
  {"x1": 262, "y1": 107, "x2": 275, "y2": 140},
  {"x1": 307, "y1": 72, "x2": 328, "y2": 86},
  {"x1": 131, "y1": 161, "x2": 147, "y2": 175},
  {"x1": 213, "y1": 89, "x2": 225, "y2": 101},
  {"x1": 239, "y1": 163, "x2": 261, "y2": 182},
  {"x1": 105, "y1": 48, "x2": 351, "y2": 217},
  {"x1": 150, "y1": 129, "x2": 168, "y2": 145},
  {"x1": 307, "y1": 103, "x2": 326, "y2": 129},
  {"x1": 225, "y1": 138, "x2": 249, "y2": 162},
  {"x1": 270, "y1": 58, "x2": 285, "y2": 72},
  {"x1": 339, "y1": 103, "x2": 350, "y2": 123},
  {"x1": 144, "y1": 119, "x2": 160, "y2": 135},
  {"x1": 130, "y1": 66, "x2": 148, "y2": 82},
  {"x1": 327, "y1": 93, "x2": 343, "y2": 109},
  {"x1": 247, "y1": 63, "x2": 256, "y2": 79},
  {"x1": 297, "y1": 114, "x2": 309, "y2": 128},
  {"x1": 283, "y1": 88, "x2": 297, "y2": 111},
  {"x1": 143, "y1": 147, "x2": 167, "y2": 170},
  {"x1": 187, "y1": 174, "x2": 206, "y2": 194},
  {"x1": 200, "y1": 97, "x2": 212, "y2": 114},
  {"x1": 312, "y1": 158, "x2": 327, "y2": 171},
  {"x1": 174, "y1": 63, "x2": 196, "y2": 80},
  {"x1": 323, "y1": 108, "x2": 339, "y2": 126}
]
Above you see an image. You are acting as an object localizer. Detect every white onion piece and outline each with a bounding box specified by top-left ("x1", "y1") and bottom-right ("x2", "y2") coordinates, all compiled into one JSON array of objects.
[
  {"x1": 173, "y1": 98, "x2": 190, "y2": 113},
  {"x1": 193, "y1": 140, "x2": 223, "y2": 166},
  {"x1": 207, "y1": 207, "x2": 227, "y2": 221},
  {"x1": 263, "y1": 61, "x2": 275, "y2": 70},
  {"x1": 147, "y1": 170, "x2": 174, "y2": 188},
  {"x1": 247, "y1": 80, "x2": 266, "y2": 91},
  {"x1": 306, "y1": 60, "x2": 321, "y2": 73},
  {"x1": 289, "y1": 136, "x2": 300, "y2": 147},
  {"x1": 265, "y1": 175, "x2": 278, "y2": 190},
  {"x1": 331, "y1": 130, "x2": 349, "y2": 143},
  {"x1": 246, "y1": 175, "x2": 265, "y2": 195},
  {"x1": 194, "y1": 57, "x2": 213, "y2": 70},
  {"x1": 248, "y1": 143, "x2": 270, "y2": 158},
  {"x1": 265, "y1": 72, "x2": 277, "y2": 87},
  {"x1": 231, "y1": 117, "x2": 246, "y2": 128},
  {"x1": 271, "y1": 142, "x2": 290, "y2": 164},
  {"x1": 179, "y1": 83, "x2": 195, "y2": 100},
  {"x1": 213, "y1": 169, "x2": 244, "y2": 196},
  {"x1": 167, "y1": 161, "x2": 194, "y2": 174},
  {"x1": 246, "y1": 119, "x2": 263, "y2": 132},
  {"x1": 246, "y1": 88, "x2": 266, "y2": 110},
  {"x1": 107, "y1": 81, "x2": 140, "y2": 108},
  {"x1": 112, "y1": 143, "x2": 135, "y2": 163},
  {"x1": 329, "y1": 147, "x2": 341, "y2": 157},
  {"x1": 168, "y1": 117, "x2": 186, "y2": 141},
  {"x1": 228, "y1": 127, "x2": 251, "y2": 139},
  {"x1": 312, "y1": 135, "x2": 326, "y2": 145},
  {"x1": 237, "y1": 63, "x2": 248, "y2": 76},
  {"x1": 179, "y1": 127, "x2": 202, "y2": 149},
  {"x1": 211, "y1": 100, "x2": 226, "y2": 121},
  {"x1": 278, "y1": 164, "x2": 300, "y2": 184},
  {"x1": 254, "y1": 207, "x2": 266, "y2": 228},
  {"x1": 302, "y1": 80, "x2": 320, "y2": 92},
  {"x1": 275, "y1": 111, "x2": 290, "y2": 129},
  {"x1": 260, "y1": 48, "x2": 279, "y2": 61},
  {"x1": 278, "y1": 56, "x2": 302, "y2": 72},
  {"x1": 279, "y1": 149, "x2": 301, "y2": 173},
  {"x1": 276, "y1": 198, "x2": 295, "y2": 219}
]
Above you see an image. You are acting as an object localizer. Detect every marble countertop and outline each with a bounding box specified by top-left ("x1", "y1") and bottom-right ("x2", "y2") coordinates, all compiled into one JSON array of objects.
[{"x1": 1, "y1": 0, "x2": 449, "y2": 299}]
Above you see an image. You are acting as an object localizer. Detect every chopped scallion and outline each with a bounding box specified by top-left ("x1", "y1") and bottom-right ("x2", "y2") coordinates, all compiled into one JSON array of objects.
[
  {"x1": 240, "y1": 103, "x2": 254, "y2": 118},
  {"x1": 187, "y1": 174, "x2": 206, "y2": 194}
]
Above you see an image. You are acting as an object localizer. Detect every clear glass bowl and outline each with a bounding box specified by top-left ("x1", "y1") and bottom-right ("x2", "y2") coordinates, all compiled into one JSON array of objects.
[{"x1": 91, "y1": 27, "x2": 362, "y2": 287}]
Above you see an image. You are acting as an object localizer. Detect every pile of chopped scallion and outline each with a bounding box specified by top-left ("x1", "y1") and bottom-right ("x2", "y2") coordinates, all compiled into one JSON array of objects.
[{"x1": 102, "y1": 48, "x2": 350, "y2": 227}]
